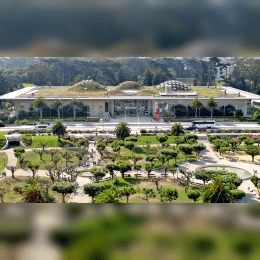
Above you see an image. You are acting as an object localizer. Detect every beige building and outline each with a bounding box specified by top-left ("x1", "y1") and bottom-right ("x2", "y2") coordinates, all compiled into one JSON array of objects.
[{"x1": 0, "y1": 87, "x2": 250, "y2": 118}]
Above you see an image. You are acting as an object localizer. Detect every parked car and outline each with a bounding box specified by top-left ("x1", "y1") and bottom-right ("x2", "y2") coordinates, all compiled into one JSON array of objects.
[
  {"x1": 184, "y1": 126, "x2": 197, "y2": 130},
  {"x1": 34, "y1": 125, "x2": 52, "y2": 131}
]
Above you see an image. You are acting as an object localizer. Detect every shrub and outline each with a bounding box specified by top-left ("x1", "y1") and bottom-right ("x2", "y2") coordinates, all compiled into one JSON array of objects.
[
  {"x1": 22, "y1": 134, "x2": 33, "y2": 146},
  {"x1": 7, "y1": 117, "x2": 16, "y2": 124},
  {"x1": 17, "y1": 110, "x2": 29, "y2": 121},
  {"x1": 140, "y1": 129, "x2": 147, "y2": 134},
  {"x1": 0, "y1": 136, "x2": 6, "y2": 148},
  {"x1": 1, "y1": 171, "x2": 6, "y2": 177}
]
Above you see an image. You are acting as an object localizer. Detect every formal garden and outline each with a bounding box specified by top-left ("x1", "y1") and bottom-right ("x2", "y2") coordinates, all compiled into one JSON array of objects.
[{"x1": 0, "y1": 121, "x2": 258, "y2": 203}]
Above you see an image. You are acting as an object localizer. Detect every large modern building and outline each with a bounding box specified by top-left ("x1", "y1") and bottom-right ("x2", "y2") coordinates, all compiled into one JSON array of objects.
[{"x1": 0, "y1": 85, "x2": 254, "y2": 119}]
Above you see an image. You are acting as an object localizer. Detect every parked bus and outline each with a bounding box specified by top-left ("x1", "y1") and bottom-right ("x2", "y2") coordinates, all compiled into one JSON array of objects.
[{"x1": 192, "y1": 120, "x2": 216, "y2": 129}]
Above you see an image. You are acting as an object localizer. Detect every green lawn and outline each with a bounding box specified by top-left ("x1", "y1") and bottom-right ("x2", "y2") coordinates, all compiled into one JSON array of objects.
[
  {"x1": 135, "y1": 135, "x2": 177, "y2": 145},
  {"x1": 18, "y1": 150, "x2": 80, "y2": 170},
  {"x1": 22, "y1": 83, "x2": 35, "y2": 87},
  {"x1": 29, "y1": 136, "x2": 77, "y2": 148},
  {"x1": 0, "y1": 176, "x2": 70, "y2": 203},
  {"x1": 107, "y1": 136, "x2": 177, "y2": 146},
  {"x1": 0, "y1": 152, "x2": 7, "y2": 172},
  {"x1": 100, "y1": 177, "x2": 203, "y2": 203},
  {"x1": 190, "y1": 87, "x2": 238, "y2": 97}
]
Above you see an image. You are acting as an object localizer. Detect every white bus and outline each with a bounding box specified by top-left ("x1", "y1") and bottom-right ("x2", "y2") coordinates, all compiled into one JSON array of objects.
[{"x1": 192, "y1": 120, "x2": 215, "y2": 129}]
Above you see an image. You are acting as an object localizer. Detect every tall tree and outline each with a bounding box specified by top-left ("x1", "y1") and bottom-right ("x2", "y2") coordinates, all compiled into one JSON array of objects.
[
  {"x1": 114, "y1": 122, "x2": 131, "y2": 139},
  {"x1": 206, "y1": 97, "x2": 217, "y2": 119},
  {"x1": 33, "y1": 97, "x2": 47, "y2": 122},
  {"x1": 190, "y1": 98, "x2": 203, "y2": 119},
  {"x1": 209, "y1": 57, "x2": 222, "y2": 86},
  {"x1": 143, "y1": 67, "x2": 153, "y2": 86},
  {"x1": 52, "y1": 99, "x2": 63, "y2": 119},
  {"x1": 52, "y1": 120, "x2": 66, "y2": 141},
  {"x1": 69, "y1": 98, "x2": 79, "y2": 121},
  {"x1": 171, "y1": 123, "x2": 184, "y2": 136}
]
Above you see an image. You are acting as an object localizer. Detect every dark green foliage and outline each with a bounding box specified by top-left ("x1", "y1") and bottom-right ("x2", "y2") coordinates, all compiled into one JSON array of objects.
[
  {"x1": 187, "y1": 190, "x2": 201, "y2": 203},
  {"x1": 52, "y1": 120, "x2": 66, "y2": 141},
  {"x1": 52, "y1": 182, "x2": 75, "y2": 203},
  {"x1": 83, "y1": 184, "x2": 106, "y2": 200}
]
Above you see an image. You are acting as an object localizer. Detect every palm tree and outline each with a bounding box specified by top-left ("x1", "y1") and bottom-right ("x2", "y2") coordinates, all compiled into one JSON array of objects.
[
  {"x1": 52, "y1": 120, "x2": 66, "y2": 141},
  {"x1": 202, "y1": 175, "x2": 231, "y2": 203},
  {"x1": 33, "y1": 97, "x2": 47, "y2": 122},
  {"x1": 114, "y1": 122, "x2": 131, "y2": 139},
  {"x1": 190, "y1": 98, "x2": 203, "y2": 119},
  {"x1": 52, "y1": 99, "x2": 63, "y2": 119},
  {"x1": 206, "y1": 97, "x2": 217, "y2": 119},
  {"x1": 171, "y1": 123, "x2": 184, "y2": 136},
  {"x1": 69, "y1": 98, "x2": 78, "y2": 121}
]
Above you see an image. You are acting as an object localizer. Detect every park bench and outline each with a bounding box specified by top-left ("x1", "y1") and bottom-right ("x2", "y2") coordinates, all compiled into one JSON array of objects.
[
  {"x1": 254, "y1": 162, "x2": 260, "y2": 165},
  {"x1": 134, "y1": 173, "x2": 142, "y2": 178},
  {"x1": 103, "y1": 177, "x2": 111, "y2": 181},
  {"x1": 161, "y1": 173, "x2": 168, "y2": 177}
]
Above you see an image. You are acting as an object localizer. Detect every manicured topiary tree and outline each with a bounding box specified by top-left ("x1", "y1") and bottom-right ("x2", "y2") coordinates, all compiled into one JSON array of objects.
[
  {"x1": 116, "y1": 161, "x2": 132, "y2": 179},
  {"x1": 124, "y1": 141, "x2": 135, "y2": 155},
  {"x1": 229, "y1": 190, "x2": 246, "y2": 202},
  {"x1": 245, "y1": 145, "x2": 259, "y2": 162},
  {"x1": 27, "y1": 163, "x2": 40, "y2": 179},
  {"x1": 178, "y1": 144, "x2": 194, "y2": 161},
  {"x1": 156, "y1": 134, "x2": 168, "y2": 148},
  {"x1": 119, "y1": 186, "x2": 136, "y2": 203},
  {"x1": 90, "y1": 167, "x2": 106, "y2": 183},
  {"x1": 192, "y1": 144, "x2": 206, "y2": 159},
  {"x1": 187, "y1": 190, "x2": 201, "y2": 203},
  {"x1": 52, "y1": 182, "x2": 75, "y2": 203},
  {"x1": 160, "y1": 187, "x2": 178, "y2": 203},
  {"x1": 105, "y1": 163, "x2": 119, "y2": 181},
  {"x1": 143, "y1": 188, "x2": 156, "y2": 203},
  {"x1": 6, "y1": 166, "x2": 17, "y2": 178},
  {"x1": 83, "y1": 184, "x2": 105, "y2": 202}
]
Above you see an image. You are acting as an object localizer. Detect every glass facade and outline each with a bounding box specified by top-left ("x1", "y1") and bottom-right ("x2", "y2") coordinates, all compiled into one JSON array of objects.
[{"x1": 114, "y1": 100, "x2": 148, "y2": 115}]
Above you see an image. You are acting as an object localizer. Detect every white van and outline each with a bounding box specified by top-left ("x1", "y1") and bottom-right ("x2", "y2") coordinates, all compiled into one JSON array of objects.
[{"x1": 34, "y1": 125, "x2": 52, "y2": 131}]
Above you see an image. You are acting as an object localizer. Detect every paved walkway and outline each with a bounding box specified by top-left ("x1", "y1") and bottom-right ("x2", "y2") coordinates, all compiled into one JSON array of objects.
[{"x1": 68, "y1": 141, "x2": 100, "y2": 203}]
